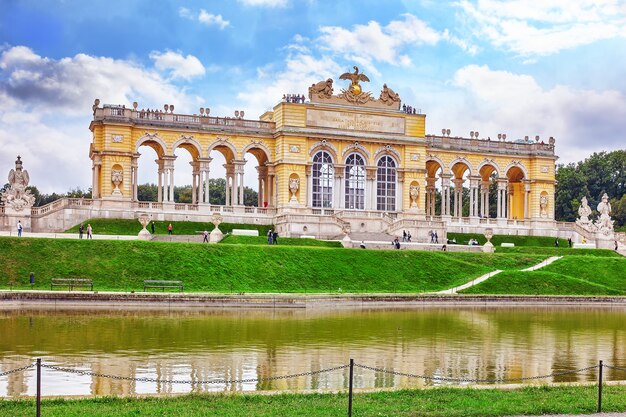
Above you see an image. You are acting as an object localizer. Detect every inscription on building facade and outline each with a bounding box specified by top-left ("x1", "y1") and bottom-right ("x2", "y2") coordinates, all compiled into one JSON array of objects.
[{"x1": 307, "y1": 109, "x2": 405, "y2": 135}]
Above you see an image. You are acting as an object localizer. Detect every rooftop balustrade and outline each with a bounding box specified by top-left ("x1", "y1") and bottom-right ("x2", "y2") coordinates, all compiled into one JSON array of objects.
[{"x1": 425, "y1": 134, "x2": 555, "y2": 157}]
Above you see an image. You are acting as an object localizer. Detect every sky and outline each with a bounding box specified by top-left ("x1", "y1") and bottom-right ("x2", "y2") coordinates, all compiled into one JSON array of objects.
[{"x1": 0, "y1": 0, "x2": 625, "y2": 193}]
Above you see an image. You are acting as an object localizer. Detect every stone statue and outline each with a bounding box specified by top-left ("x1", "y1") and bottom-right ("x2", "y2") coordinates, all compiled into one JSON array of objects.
[
  {"x1": 339, "y1": 66, "x2": 370, "y2": 96},
  {"x1": 576, "y1": 196, "x2": 593, "y2": 229},
  {"x1": 539, "y1": 194, "x2": 549, "y2": 218},
  {"x1": 409, "y1": 184, "x2": 419, "y2": 208},
  {"x1": 0, "y1": 156, "x2": 35, "y2": 212},
  {"x1": 379, "y1": 84, "x2": 401, "y2": 106},
  {"x1": 308, "y1": 79, "x2": 334, "y2": 100},
  {"x1": 594, "y1": 193, "x2": 614, "y2": 236},
  {"x1": 289, "y1": 177, "x2": 300, "y2": 203},
  {"x1": 111, "y1": 169, "x2": 123, "y2": 196}
]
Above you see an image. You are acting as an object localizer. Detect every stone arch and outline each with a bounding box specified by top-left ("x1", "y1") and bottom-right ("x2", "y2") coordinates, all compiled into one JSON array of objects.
[
  {"x1": 425, "y1": 155, "x2": 445, "y2": 177},
  {"x1": 477, "y1": 159, "x2": 501, "y2": 179},
  {"x1": 373, "y1": 144, "x2": 401, "y2": 163},
  {"x1": 242, "y1": 140, "x2": 272, "y2": 165},
  {"x1": 449, "y1": 157, "x2": 473, "y2": 178},
  {"x1": 172, "y1": 136, "x2": 203, "y2": 160},
  {"x1": 309, "y1": 140, "x2": 338, "y2": 162},
  {"x1": 504, "y1": 160, "x2": 529, "y2": 180},
  {"x1": 207, "y1": 138, "x2": 238, "y2": 161},
  {"x1": 341, "y1": 142, "x2": 370, "y2": 163},
  {"x1": 135, "y1": 133, "x2": 168, "y2": 157}
]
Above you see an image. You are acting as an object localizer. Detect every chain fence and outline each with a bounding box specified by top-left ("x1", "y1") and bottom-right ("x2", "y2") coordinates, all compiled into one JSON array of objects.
[{"x1": 2, "y1": 359, "x2": 626, "y2": 417}]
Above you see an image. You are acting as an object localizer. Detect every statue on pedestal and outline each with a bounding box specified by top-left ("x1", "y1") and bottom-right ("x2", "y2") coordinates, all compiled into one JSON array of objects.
[
  {"x1": 575, "y1": 196, "x2": 595, "y2": 231},
  {"x1": 594, "y1": 193, "x2": 614, "y2": 236},
  {"x1": 0, "y1": 156, "x2": 35, "y2": 212}
]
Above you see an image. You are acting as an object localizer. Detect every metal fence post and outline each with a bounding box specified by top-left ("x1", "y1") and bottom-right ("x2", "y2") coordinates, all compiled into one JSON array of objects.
[
  {"x1": 36, "y1": 358, "x2": 41, "y2": 417},
  {"x1": 597, "y1": 360, "x2": 603, "y2": 413},
  {"x1": 348, "y1": 359, "x2": 354, "y2": 417}
]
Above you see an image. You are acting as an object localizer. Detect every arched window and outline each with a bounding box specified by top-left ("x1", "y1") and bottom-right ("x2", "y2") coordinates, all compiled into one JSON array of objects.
[
  {"x1": 377, "y1": 156, "x2": 396, "y2": 211},
  {"x1": 345, "y1": 153, "x2": 365, "y2": 210},
  {"x1": 312, "y1": 151, "x2": 334, "y2": 208}
]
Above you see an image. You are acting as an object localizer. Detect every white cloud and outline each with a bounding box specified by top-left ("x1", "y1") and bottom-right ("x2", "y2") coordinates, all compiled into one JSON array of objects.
[
  {"x1": 0, "y1": 46, "x2": 204, "y2": 193},
  {"x1": 0, "y1": 46, "x2": 199, "y2": 114},
  {"x1": 440, "y1": 64, "x2": 626, "y2": 163},
  {"x1": 237, "y1": 54, "x2": 342, "y2": 116},
  {"x1": 237, "y1": 0, "x2": 288, "y2": 7},
  {"x1": 317, "y1": 14, "x2": 472, "y2": 68},
  {"x1": 198, "y1": 10, "x2": 230, "y2": 29},
  {"x1": 149, "y1": 50, "x2": 206, "y2": 80},
  {"x1": 178, "y1": 8, "x2": 230, "y2": 29},
  {"x1": 456, "y1": 0, "x2": 626, "y2": 56}
]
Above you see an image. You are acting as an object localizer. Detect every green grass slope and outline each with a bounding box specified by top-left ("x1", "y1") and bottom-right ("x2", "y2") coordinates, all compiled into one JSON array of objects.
[
  {"x1": 494, "y1": 247, "x2": 620, "y2": 257},
  {"x1": 65, "y1": 218, "x2": 273, "y2": 236},
  {"x1": 462, "y1": 256, "x2": 626, "y2": 295},
  {"x1": 219, "y1": 235, "x2": 342, "y2": 248},
  {"x1": 0, "y1": 237, "x2": 541, "y2": 293},
  {"x1": 447, "y1": 233, "x2": 568, "y2": 247}
]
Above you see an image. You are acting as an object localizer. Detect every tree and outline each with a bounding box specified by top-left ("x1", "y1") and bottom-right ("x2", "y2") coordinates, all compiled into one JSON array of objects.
[{"x1": 555, "y1": 163, "x2": 589, "y2": 222}]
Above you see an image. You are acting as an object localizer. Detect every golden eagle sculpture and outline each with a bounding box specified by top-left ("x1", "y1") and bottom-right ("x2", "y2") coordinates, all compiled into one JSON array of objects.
[{"x1": 339, "y1": 66, "x2": 370, "y2": 95}]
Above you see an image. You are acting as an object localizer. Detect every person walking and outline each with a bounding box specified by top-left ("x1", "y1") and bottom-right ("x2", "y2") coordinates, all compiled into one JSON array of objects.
[
  {"x1": 434, "y1": 231, "x2": 439, "y2": 244},
  {"x1": 17, "y1": 220, "x2": 23, "y2": 237},
  {"x1": 272, "y1": 230, "x2": 278, "y2": 245},
  {"x1": 86, "y1": 224, "x2": 93, "y2": 239},
  {"x1": 407, "y1": 232, "x2": 412, "y2": 242},
  {"x1": 203, "y1": 230, "x2": 209, "y2": 243},
  {"x1": 151, "y1": 222, "x2": 155, "y2": 234},
  {"x1": 267, "y1": 229, "x2": 273, "y2": 245},
  {"x1": 554, "y1": 238, "x2": 559, "y2": 247},
  {"x1": 79, "y1": 224, "x2": 84, "y2": 239},
  {"x1": 568, "y1": 237, "x2": 572, "y2": 247},
  {"x1": 168, "y1": 223, "x2": 173, "y2": 235}
]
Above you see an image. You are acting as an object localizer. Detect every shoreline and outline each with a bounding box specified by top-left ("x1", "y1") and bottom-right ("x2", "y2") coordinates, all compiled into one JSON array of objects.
[{"x1": 2, "y1": 290, "x2": 626, "y2": 308}]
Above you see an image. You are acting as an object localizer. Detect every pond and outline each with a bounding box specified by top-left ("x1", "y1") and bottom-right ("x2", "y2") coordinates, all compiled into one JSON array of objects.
[{"x1": 1, "y1": 305, "x2": 626, "y2": 397}]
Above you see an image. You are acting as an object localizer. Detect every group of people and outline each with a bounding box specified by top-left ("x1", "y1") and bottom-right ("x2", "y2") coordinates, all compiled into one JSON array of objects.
[
  {"x1": 267, "y1": 229, "x2": 279, "y2": 244},
  {"x1": 401, "y1": 230, "x2": 412, "y2": 242},
  {"x1": 428, "y1": 230, "x2": 439, "y2": 243},
  {"x1": 392, "y1": 237, "x2": 401, "y2": 249},
  {"x1": 402, "y1": 104, "x2": 417, "y2": 114},
  {"x1": 468, "y1": 238, "x2": 480, "y2": 246},
  {"x1": 78, "y1": 224, "x2": 93, "y2": 239},
  {"x1": 282, "y1": 94, "x2": 306, "y2": 104}
]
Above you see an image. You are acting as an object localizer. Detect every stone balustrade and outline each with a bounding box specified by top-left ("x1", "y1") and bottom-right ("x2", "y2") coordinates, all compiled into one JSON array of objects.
[
  {"x1": 425, "y1": 135, "x2": 555, "y2": 157},
  {"x1": 94, "y1": 106, "x2": 275, "y2": 132}
]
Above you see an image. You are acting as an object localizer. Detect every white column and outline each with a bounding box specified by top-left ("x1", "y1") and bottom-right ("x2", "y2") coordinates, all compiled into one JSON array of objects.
[
  {"x1": 239, "y1": 171, "x2": 244, "y2": 206},
  {"x1": 157, "y1": 170, "x2": 163, "y2": 202},
  {"x1": 225, "y1": 175, "x2": 231, "y2": 206},
  {"x1": 169, "y1": 168, "x2": 175, "y2": 202},
  {"x1": 204, "y1": 170, "x2": 210, "y2": 204}
]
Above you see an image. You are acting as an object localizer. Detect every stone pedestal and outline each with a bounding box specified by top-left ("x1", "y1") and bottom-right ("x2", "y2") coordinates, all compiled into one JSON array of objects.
[
  {"x1": 137, "y1": 213, "x2": 152, "y2": 241},
  {"x1": 342, "y1": 234, "x2": 352, "y2": 248},
  {"x1": 209, "y1": 228, "x2": 223, "y2": 243},
  {"x1": 482, "y1": 241, "x2": 495, "y2": 253}
]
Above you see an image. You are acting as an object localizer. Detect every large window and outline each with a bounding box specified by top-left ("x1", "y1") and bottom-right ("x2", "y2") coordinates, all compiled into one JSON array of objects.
[
  {"x1": 312, "y1": 151, "x2": 334, "y2": 208},
  {"x1": 345, "y1": 153, "x2": 365, "y2": 210},
  {"x1": 377, "y1": 155, "x2": 396, "y2": 211}
]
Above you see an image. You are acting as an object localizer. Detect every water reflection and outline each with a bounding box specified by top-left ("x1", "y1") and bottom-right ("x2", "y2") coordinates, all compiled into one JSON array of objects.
[{"x1": 1, "y1": 306, "x2": 626, "y2": 397}]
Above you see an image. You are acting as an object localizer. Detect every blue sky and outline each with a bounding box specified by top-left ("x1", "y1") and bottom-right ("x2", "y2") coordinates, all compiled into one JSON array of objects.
[{"x1": 1, "y1": 0, "x2": 625, "y2": 193}]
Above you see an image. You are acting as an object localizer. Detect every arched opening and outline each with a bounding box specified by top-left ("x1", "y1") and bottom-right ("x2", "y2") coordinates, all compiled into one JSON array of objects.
[
  {"x1": 345, "y1": 153, "x2": 366, "y2": 210},
  {"x1": 207, "y1": 150, "x2": 226, "y2": 205},
  {"x1": 507, "y1": 166, "x2": 526, "y2": 219},
  {"x1": 243, "y1": 146, "x2": 270, "y2": 207},
  {"x1": 479, "y1": 164, "x2": 499, "y2": 219},
  {"x1": 425, "y1": 160, "x2": 443, "y2": 216},
  {"x1": 172, "y1": 143, "x2": 199, "y2": 203},
  {"x1": 376, "y1": 155, "x2": 397, "y2": 212},
  {"x1": 136, "y1": 139, "x2": 165, "y2": 202},
  {"x1": 312, "y1": 151, "x2": 334, "y2": 208},
  {"x1": 451, "y1": 162, "x2": 470, "y2": 218}
]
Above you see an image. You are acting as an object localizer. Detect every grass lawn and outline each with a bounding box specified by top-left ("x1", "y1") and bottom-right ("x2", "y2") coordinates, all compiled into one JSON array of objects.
[
  {"x1": 494, "y1": 246, "x2": 621, "y2": 257},
  {"x1": 65, "y1": 218, "x2": 273, "y2": 236},
  {"x1": 447, "y1": 232, "x2": 569, "y2": 247},
  {"x1": 462, "y1": 256, "x2": 626, "y2": 295},
  {"x1": 0, "y1": 237, "x2": 542, "y2": 293},
  {"x1": 219, "y1": 234, "x2": 342, "y2": 248},
  {"x1": 1, "y1": 384, "x2": 624, "y2": 417}
]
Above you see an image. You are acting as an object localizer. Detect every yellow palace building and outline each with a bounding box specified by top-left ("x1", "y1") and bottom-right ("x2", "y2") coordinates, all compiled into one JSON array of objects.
[{"x1": 33, "y1": 67, "x2": 559, "y2": 240}]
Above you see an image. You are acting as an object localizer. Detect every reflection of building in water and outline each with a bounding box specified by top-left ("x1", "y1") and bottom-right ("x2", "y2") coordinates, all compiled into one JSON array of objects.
[{"x1": 2, "y1": 308, "x2": 626, "y2": 397}]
